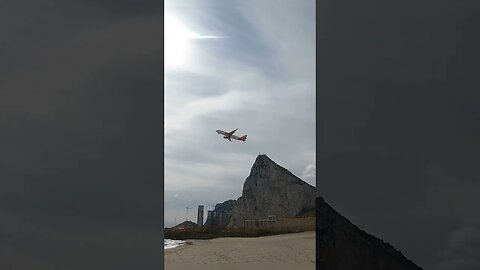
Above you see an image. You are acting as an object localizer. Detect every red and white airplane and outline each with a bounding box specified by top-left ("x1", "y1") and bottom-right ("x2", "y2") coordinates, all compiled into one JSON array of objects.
[{"x1": 216, "y1": 128, "x2": 247, "y2": 142}]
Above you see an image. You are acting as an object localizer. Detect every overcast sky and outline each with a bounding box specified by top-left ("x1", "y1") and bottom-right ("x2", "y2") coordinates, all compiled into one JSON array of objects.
[
  {"x1": 317, "y1": 1, "x2": 480, "y2": 269},
  {"x1": 1, "y1": 1, "x2": 162, "y2": 269},
  {"x1": 164, "y1": 0, "x2": 316, "y2": 228}
]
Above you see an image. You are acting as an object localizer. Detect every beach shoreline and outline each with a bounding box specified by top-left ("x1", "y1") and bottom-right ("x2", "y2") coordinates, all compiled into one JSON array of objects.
[{"x1": 165, "y1": 231, "x2": 315, "y2": 270}]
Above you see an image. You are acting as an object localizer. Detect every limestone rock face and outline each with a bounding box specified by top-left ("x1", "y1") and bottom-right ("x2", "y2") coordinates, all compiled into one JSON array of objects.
[
  {"x1": 204, "y1": 199, "x2": 236, "y2": 228},
  {"x1": 214, "y1": 199, "x2": 236, "y2": 214},
  {"x1": 316, "y1": 196, "x2": 423, "y2": 270},
  {"x1": 228, "y1": 154, "x2": 315, "y2": 228}
]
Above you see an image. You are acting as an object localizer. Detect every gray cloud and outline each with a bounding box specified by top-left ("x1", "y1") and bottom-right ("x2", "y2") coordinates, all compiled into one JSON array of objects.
[
  {"x1": 1, "y1": 1, "x2": 162, "y2": 269},
  {"x1": 318, "y1": 0, "x2": 480, "y2": 268},
  {"x1": 435, "y1": 227, "x2": 480, "y2": 270}
]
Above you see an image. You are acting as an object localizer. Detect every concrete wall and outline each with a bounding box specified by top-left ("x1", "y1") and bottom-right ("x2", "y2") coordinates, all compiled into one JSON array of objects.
[
  {"x1": 272, "y1": 216, "x2": 315, "y2": 231},
  {"x1": 243, "y1": 216, "x2": 315, "y2": 232}
]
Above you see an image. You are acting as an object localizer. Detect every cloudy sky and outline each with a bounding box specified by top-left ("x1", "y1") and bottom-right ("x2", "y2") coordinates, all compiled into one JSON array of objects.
[
  {"x1": 164, "y1": 0, "x2": 316, "y2": 228},
  {"x1": 1, "y1": 1, "x2": 162, "y2": 269},
  {"x1": 317, "y1": 1, "x2": 480, "y2": 269}
]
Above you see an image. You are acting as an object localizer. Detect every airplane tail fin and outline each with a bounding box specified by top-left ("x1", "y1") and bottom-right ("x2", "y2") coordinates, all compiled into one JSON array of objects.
[{"x1": 239, "y1": 135, "x2": 247, "y2": 142}]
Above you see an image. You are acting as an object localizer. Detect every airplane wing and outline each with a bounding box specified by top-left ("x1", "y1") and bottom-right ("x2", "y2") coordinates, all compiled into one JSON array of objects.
[{"x1": 228, "y1": 128, "x2": 238, "y2": 135}]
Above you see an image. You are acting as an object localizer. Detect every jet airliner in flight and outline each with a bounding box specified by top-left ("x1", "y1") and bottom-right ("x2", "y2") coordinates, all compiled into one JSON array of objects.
[{"x1": 216, "y1": 128, "x2": 247, "y2": 142}]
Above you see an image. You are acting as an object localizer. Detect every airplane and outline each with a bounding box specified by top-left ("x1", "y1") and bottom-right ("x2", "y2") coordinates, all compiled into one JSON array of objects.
[{"x1": 216, "y1": 128, "x2": 247, "y2": 142}]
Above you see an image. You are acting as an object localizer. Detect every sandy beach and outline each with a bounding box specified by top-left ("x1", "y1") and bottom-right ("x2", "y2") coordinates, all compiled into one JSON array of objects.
[{"x1": 165, "y1": 231, "x2": 315, "y2": 270}]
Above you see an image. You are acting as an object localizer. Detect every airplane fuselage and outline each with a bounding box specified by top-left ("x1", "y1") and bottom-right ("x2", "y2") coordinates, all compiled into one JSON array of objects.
[{"x1": 216, "y1": 129, "x2": 247, "y2": 142}]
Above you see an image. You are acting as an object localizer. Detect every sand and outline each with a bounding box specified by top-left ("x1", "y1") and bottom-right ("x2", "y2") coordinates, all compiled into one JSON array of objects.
[{"x1": 165, "y1": 231, "x2": 315, "y2": 270}]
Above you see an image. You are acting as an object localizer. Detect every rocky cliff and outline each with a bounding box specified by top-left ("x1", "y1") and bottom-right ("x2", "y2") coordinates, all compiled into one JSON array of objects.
[
  {"x1": 213, "y1": 199, "x2": 236, "y2": 215},
  {"x1": 204, "y1": 199, "x2": 236, "y2": 228},
  {"x1": 228, "y1": 154, "x2": 315, "y2": 228},
  {"x1": 316, "y1": 196, "x2": 423, "y2": 270}
]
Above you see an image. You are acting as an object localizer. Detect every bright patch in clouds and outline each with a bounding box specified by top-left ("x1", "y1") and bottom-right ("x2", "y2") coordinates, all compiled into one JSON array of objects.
[
  {"x1": 164, "y1": 14, "x2": 196, "y2": 68},
  {"x1": 164, "y1": 14, "x2": 225, "y2": 69}
]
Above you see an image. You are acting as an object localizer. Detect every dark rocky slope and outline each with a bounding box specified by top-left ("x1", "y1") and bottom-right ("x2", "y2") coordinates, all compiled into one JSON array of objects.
[{"x1": 316, "y1": 196, "x2": 423, "y2": 270}]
